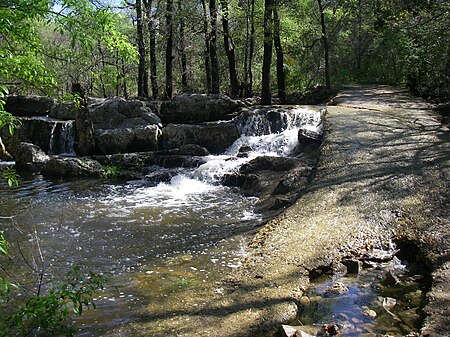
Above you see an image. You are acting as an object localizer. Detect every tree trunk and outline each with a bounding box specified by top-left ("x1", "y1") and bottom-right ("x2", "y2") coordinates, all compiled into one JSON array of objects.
[
  {"x1": 273, "y1": 5, "x2": 286, "y2": 103},
  {"x1": 220, "y1": 0, "x2": 239, "y2": 97},
  {"x1": 144, "y1": 0, "x2": 159, "y2": 99},
  {"x1": 201, "y1": 0, "x2": 212, "y2": 93},
  {"x1": 209, "y1": 0, "x2": 220, "y2": 94},
  {"x1": 243, "y1": 0, "x2": 255, "y2": 97},
  {"x1": 261, "y1": 0, "x2": 274, "y2": 105},
  {"x1": 317, "y1": 0, "x2": 331, "y2": 89},
  {"x1": 178, "y1": 0, "x2": 188, "y2": 91},
  {"x1": 136, "y1": 0, "x2": 148, "y2": 98},
  {"x1": 72, "y1": 83, "x2": 95, "y2": 156},
  {"x1": 165, "y1": 0, "x2": 174, "y2": 99}
]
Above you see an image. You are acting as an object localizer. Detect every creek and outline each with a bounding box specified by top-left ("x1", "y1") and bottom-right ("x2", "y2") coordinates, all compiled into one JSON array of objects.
[{"x1": 0, "y1": 107, "x2": 322, "y2": 335}]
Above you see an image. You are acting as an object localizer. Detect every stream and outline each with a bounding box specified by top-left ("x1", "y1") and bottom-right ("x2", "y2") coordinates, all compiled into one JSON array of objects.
[{"x1": 0, "y1": 106, "x2": 322, "y2": 335}]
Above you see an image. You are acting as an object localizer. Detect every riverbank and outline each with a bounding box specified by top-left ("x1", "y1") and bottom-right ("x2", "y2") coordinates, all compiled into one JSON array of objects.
[
  {"x1": 232, "y1": 85, "x2": 449, "y2": 336},
  {"x1": 113, "y1": 85, "x2": 449, "y2": 336}
]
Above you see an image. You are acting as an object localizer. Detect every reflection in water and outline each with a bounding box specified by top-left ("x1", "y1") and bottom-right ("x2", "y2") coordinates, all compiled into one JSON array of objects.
[{"x1": 1, "y1": 177, "x2": 259, "y2": 335}]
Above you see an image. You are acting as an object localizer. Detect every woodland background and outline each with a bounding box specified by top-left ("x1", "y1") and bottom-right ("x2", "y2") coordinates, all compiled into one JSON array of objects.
[{"x1": 1, "y1": 0, "x2": 449, "y2": 105}]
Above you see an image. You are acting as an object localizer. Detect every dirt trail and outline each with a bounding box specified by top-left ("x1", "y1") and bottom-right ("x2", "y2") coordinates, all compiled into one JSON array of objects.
[{"x1": 123, "y1": 86, "x2": 449, "y2": 336}]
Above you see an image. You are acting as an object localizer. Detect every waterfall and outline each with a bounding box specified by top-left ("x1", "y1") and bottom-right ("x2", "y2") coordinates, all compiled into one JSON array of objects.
[
  {"x1": 192, "y1": 106, "x2": 323, "y2": 184},
  {"x1": 48, "y1": 120, "x2": 76, "y2": 156}
]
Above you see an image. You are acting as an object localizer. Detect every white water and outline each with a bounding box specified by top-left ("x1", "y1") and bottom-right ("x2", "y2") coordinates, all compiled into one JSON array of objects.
[
  {"x1": 48, "y1": 120, "x2": 76, "y2": 156},
  {"x1": 184, "y1": 106, "x2": 322, "y2": 186}
]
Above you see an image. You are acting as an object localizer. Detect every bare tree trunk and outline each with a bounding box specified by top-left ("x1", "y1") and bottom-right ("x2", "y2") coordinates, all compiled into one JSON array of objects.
[
  {"x1": 220, "y1": 0, "x2": 239, "y2": 97},
  {"x1": 144, "y1": 0, "x2": 159, "y2": 98},
  {"x1": 178, "y1": 0, "x2": 188, "y2": 91},
  {"x1": 243, "y1": 0, "x2": 255, "y2": 97},
  {"x1": 136, "y1": 0, "x2": 149, "y2": 97},
  {"x1": 209, "y1": 0, "x2": 220, "y2": 94},
  {"x1": 317, "y1": 0, "x2": 331, "y2": 89},
  {"x1": 72, "y1": 83, "x2": 95, "y2": 156},
  {"x1": 165, "y1": 0, "x2": 174, "y2": 99},
  {"x1": 273, "y1": 5, "x2": 286, "y2": 103},
  {"x1": 121, "y1": 58, "x2": 128, "y2": 99},
  {"x1": 261, "y1": 0, "x2": 273, "y2": 105},
  {"x1": 201, "y1": 0, "x2": 212, "y2": 93}
]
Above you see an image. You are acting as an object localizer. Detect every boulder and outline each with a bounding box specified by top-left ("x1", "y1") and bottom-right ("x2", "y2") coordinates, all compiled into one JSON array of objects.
[
  {"x1": 1, "y1": 116, "x2": 77, "y2": 156},
  {"x1": 1, "y1": 118, "x2": 55, "y2": 155},
  {"x1": 160, "y1": 93, "x2": 243, "y2": 123},
  {"x1": 89, "y1": 97, "x2": 161, "y2": 129},
  {"x1": 158, "y1": 144, "x2": 210, "y2": 156},
  {"x1": 161, "y1": 121, "x2": 239, "y2": 154},
  {"x1": 5, "y1": 95, "x2": 56, "y2": 117},
  {"x1": 49, "y1": 102, "x2": 76, "y2": 120},
  {"x1": 42, "y1": 156, "x2": 103, "y2": 177},
  {"x1": 95, "y1": 125, "x2": 161, "y2": 154},
  {"x1": 14, "y1": 142, "x2": 49, "y2": 170}
]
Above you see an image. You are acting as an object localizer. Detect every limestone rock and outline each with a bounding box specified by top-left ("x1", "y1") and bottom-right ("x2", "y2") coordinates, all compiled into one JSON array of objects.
[
  {"x1": 14, "y1": 142, "x2": 49, "y2": 170},
  {"x1": 49, "y1": 102, "x2": 76, "y2": 120},
  {"x1": 95, "y1": 125, "x2": 161, "y2": 154},
  {"x1": 42, "y1": 156, "x2": 103, "y2": 177},
  {"x1": 89, "y1": 97, "x2": 161, "y2": 129},
  {"x1": 280, "y1": 325, "x2": 317, "y2": 337},
  {"x1": 160, "y1": 93, "x2": 243, "y2": 123},
  {"x1": 6, "y1": 95, "x2": 56, "y2": 117},
  {"x1": 161, "y1": 122, "x2": 239, "y2": 154}
]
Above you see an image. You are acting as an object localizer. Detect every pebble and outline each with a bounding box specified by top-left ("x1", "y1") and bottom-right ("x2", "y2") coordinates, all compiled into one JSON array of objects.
[{"x1": 363, "y1": 309, "x2": 377, "y2": 318}]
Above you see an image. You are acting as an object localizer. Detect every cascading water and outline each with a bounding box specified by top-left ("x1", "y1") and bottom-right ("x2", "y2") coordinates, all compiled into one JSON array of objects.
[
  {"x1": 192, "y1": 106, "x2": 323, "y2": 183},
  {"x1": 48, "y1": 120, "x2": 76, "y2": 156}
]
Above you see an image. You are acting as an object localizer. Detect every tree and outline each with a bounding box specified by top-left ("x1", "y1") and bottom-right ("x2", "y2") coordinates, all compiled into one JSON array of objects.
[
  {"x1": 209, "y1": 0, "x2": 220, "y2": 94},
  {"x1": 261, "y1": 0, "x2": 274, "y2": 105},
  {"x1": 220, "y1": 0, "x2": 239, "y2": 97},
  {"x1": 317, "y1": 0, "x2": 331, "y2": 89},
  {"x1": 136, "y1": 0, "x2": 149, "y2": 97},
  {"x1": 0, "y1": 0, "x2": 136, "y2": 98},
  {"x1": 143, "y1": 0, "x2": 159, "y2": 99},
  {"x1": 243, "y1": 0, "x2": 256, "y2": 97},
  {"x1": 273, "y1": 2, "x2": 286, "y2": 103},
  {"x1": 165, "y1": 0, "x2": 174, "y2": 99},
  {"x1": 201, "y1": 0, "x2": 212, "y2": 93},
  {"x1": 178, "y1": 0, "x2": 188, "y2": 91}
]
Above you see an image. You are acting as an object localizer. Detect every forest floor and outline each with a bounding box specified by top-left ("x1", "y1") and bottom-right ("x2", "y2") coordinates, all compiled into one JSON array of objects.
[{"x1": 123, "y1": 85, "x2": 449, "y2": 336}]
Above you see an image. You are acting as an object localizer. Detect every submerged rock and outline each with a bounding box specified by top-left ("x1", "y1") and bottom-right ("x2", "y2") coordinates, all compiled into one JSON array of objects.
[{"x1": 324, "y1": 282, "x2": 349, "y2": 296}]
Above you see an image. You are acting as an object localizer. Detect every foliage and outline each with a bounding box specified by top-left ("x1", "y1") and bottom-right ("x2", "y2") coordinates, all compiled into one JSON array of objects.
[
  {"x1": 1, "y1": 167, "x2": 19, "y2": 187},
  {"x1": 0, "y1": 86, "x2": 21, "y2": 136},
  {"x1": 1, "y1": 0, "x2": 448, "y2": 102},
  {"x1": 101, "y1": 164, "x2": 123, "y2": 179},
  {"x1": 0, "y1": 230, "x2": 106, "y2": 337},
  {"x1": 0, "y1": 0, "x2": 137, "y2": 97}
]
